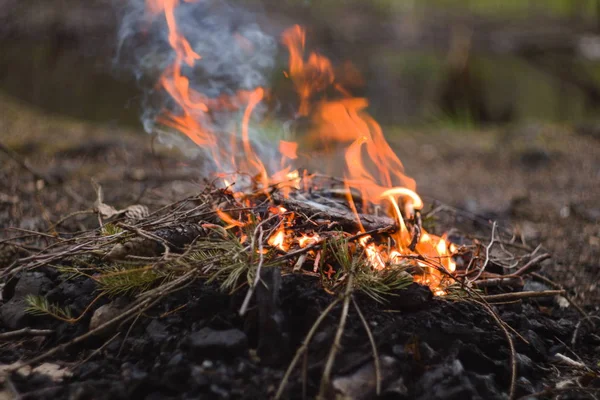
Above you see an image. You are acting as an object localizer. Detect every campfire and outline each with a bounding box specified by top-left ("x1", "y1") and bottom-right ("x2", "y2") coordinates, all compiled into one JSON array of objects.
[
  {"x1": 1, "y1": 1, "x2": 598, "y2": 399},
  {"x1": 144, "y1": 1, "x2": 458, "y2": 296}
]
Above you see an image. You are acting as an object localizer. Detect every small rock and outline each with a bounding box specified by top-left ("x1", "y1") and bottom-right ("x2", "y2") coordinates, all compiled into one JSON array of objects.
[
  {"x1": 182, "y1": 327, "x2": 248, "y2": 359},
  {"x1": 332, "y1": 356, "x2": 397, "y2": 400},
  {"x1": 516, "y1": 353, "x2": 534, "y2": 375},
  {"x1": 167, "y1": 352, "x2": 184, "y2": 367},
  {"x1": 89, "y1": 300, "x2": 129, "y2": 332},
  {"x1": 523, "y1": 330, "x2": 548, "y2": 360},
  {"x1": 13, "y1": 272, "x2": 53, "y2": 298},
  {"x1": 516, "y1": 377, "x2": 535, "y2": 396},
  {"x1": 523, "y1": 280, "x2": 550, "y2": 293},
  {"x1": 419, "y1": 342, "x2": 438, "y2": 363},
  {"x1": 146, "y1": 319, "x2": 168, "y2": 342},
  {"x1": 0, "y1": 299, "x2": 29, "y2": 330}
]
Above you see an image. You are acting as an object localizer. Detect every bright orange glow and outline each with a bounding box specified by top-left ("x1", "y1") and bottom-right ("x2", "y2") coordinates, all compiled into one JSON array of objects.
[
  {"x1": 298, "y1": 233, "x2": 320, "y2": 248},
  {"x1": 216, "y1": 210, "x2": 246, "y2": 229},
  {"x1": 268, "y1": 228, "x2": 288, "y2": 251},
  {"x1": 279, "y1": 141, "x2": 298, "y2": 160},
  {"x1": 359, "y1": 236, "x2": 386, "y2": 271}
]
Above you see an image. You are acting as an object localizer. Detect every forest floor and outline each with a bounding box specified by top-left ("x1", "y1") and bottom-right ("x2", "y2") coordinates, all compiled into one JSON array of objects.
[{"x1": 0, "y1": 94, "x2": 599, "y2": 399}]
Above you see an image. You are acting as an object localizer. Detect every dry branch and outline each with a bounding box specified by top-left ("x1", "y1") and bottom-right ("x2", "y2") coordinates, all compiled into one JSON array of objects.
[
  {"x1": 480, "y1": 290, "x2": 565, "y2": 303},
  {"x1": 0, "y1": 328, "x2": 54, "y2": 340}
]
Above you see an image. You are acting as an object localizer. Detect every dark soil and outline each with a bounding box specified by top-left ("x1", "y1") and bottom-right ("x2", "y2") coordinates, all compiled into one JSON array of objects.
[
  {"x1": 2, "y1": 268, "x2": 599, "y2": 400},
  {"x1": 1, "y1": 97, "x2": 599, "y2": 398}
]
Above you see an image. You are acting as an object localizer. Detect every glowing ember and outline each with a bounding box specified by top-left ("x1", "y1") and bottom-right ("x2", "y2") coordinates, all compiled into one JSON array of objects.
[
  {"x1": 144, "y1": 2, "x2": 458, "y2": 294},
  {"x1": 298, "y1": 234, "x2": 319, "y2": 248},
  {"x1": 268, "y1": 229, "x2": 287, "y2": 251}
]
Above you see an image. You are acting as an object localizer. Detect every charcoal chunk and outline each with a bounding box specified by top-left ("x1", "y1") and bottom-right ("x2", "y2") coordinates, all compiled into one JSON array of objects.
[
  {"x1": 0, "y1": 272, "x2": 52, "y2": 329},
  {"x1": 182, "y1": 327, "x2": 248, "y2": 359}
]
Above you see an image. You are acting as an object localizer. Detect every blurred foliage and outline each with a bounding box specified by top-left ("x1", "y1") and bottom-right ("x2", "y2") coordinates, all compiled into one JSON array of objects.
[{"x1": 3, "y1": 0, "x2": 600, "y2": 129}]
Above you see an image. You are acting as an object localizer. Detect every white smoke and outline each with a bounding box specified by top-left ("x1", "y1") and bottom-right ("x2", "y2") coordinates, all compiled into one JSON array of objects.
[{"x1": 114, "y1": 0, "x2": 279, "y2": 169}]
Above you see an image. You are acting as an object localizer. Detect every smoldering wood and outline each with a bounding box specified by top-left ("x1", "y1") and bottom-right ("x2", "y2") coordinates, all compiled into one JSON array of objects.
[{"x1": 273, "y1": 194, "x2": 396, "y2": 232}]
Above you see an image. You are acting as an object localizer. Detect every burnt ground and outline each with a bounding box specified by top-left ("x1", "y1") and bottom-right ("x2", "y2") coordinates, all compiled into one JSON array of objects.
[{"x1": 0, "y1": 94, "x2": 599, "y2": 399}]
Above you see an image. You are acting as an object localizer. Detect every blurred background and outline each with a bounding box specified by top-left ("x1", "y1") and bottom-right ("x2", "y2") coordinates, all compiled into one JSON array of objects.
[
  {"x1": 4, "y1": 0, "x2": 600, "y2": 126},
  {"x1": 0, "y1": 1, "x2": 598, "y2": 302}
]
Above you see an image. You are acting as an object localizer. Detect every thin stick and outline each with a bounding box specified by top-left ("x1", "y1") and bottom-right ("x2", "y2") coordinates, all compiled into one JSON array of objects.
[
  {"x1": 467, "y1": 221, "x2": 497, "y2": 283},
  {"x1": 510, "y1": 253, "x2": 551, "y2": 276},
  {"x1": 73, "y1": 332, "x2": 121, "y2": 370},
  {"x1": 352, "y1": 297, "x2": 381, "y2": 396},
  {"x1": 47, "y1": 210, "x2": 95, "y2": 231},
  {"x1": 239, "y1": 226, "x2": 265, "y2": 316},
  {"x1": 275, "y1": 298, "x2": 342, "y2": 400},
  {"x1": 480, "y1": 290, "x2": 564, "y2": 303},
  {"x1": 475, "y1": 277, "x2": 523, "y2": 288},
  {"x1": 117, "y1": 223, "x2": 171, "y2": 260},
  {"x1": 475, "y1": 300, "x2": 516, "y2": 400},
  {"x1": 318, "y1": 273, "x2": 353, "y2": 398},
  {"x1": 0, "y1": 328, "x2": 54, "y2": 340}
]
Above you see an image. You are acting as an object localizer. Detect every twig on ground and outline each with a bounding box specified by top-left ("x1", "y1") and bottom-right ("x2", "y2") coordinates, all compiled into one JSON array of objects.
[
  {"x1": 352, "y1": 297, "x2": 381, "y2": 396},
  {"x1": 480, "y1": 290, "x2": 565, "y2": 303},
  {"x1": 275, "y1": 298, "x2": 342, "y2": 400},
  {"x1": 117, "y1": 223, "x2": 171, "y2": 260},
  {"x1": 0, "y1": 328, "x2": 54, "y2": 340},
  {"x1": 318, "y1": 273, "x2": 354, "y2": 398},
  {"x1": 475, "y1": 277, "x2": 523, "y2": 288},
  {"x1": 73, "y1": 332, "x2": 121, "y2": 370},
  {"x1": 475, "y1": 300, "x2": 517, "y2": 400},
  {"x1": 48, "y1": 210, "x2": 96, "y2": 231},
  {"x1": 510, "y1": 253, "x2": 551, "y2": 276},
  {"x1": 466, "y1": 221, "x2": 497, "y2": 283}
]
